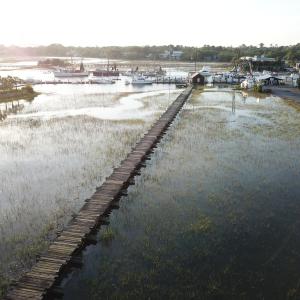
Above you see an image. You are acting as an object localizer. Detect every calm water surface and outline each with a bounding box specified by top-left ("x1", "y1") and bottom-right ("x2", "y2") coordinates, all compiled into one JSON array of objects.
[{"x1": 62, "y1": 89, "x2": 300, "y2": 300}]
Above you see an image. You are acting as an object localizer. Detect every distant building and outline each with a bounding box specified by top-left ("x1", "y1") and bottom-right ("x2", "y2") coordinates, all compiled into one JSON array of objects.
[
  {"x1": 241, "y1": 75, "x2": 283, "y2": 89},
  {"x1": 256, "y1": 75, "x2": 283, "y2": 86},
  {"x1": 159, "y1": 50, "x2": 170, "y2": 59},
  {"x1": 239, "y1": 55, "x2": 284, "y2": 72},
  {"x1": 203, "y1": 55, "x2": 219, "y2": 61},
  {"x1": 159, "y1": 50, "x2": 183, "y2": 60},
  {"x1": 291, "y1": 73, "x2": 300, "y2": 87},
  {"x1": 240, "y1": 55, "x2": 276, "y2": 62},
  {"x1": 171, "y1": 51, "x2": 183, "y2": 60},
  {"x1": 189, "y1": 72, "x2": 205, "y2": 85}
]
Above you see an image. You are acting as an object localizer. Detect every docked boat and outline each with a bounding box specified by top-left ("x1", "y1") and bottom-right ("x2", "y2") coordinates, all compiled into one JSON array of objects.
[
  {"x1": 199, "y1": 66, "x2": 212, "y2": 77},
  {"x1": 53, "y1": 62, "x2": 89, "y2": 77},
  {"x1": 93, "y1": 60, "x2": 119, "y2": 77},
  {"x1": 176, "y1": 83, "x2": 188, "y2": 88},
  {"x1": 92, "y1": 69, "x2": 119, "y2": 77},
  {"x1": 131, "y1": 76, "x2": 153, "y2": 85},
  {"x1": 142, "y1": 67, "x2": 166, "y2": 77}
]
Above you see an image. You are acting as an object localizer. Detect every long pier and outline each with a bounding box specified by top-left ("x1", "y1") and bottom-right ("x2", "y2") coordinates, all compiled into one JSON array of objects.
[{"x1": 5, "y1": 86, "x2": 193, "y2": 300}]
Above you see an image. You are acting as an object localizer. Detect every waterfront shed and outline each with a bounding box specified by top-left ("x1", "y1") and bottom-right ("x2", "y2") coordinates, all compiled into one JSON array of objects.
[
  {"x1": 257, "y1": 75, "x2": 283, "y2": 86},
  {"x1": 190, "y1": 72, "x2": 205, "y2": 85}
]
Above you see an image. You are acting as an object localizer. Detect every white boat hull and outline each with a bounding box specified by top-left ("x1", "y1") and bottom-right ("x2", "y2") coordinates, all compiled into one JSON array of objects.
[{"x1": 132, "y1": 79, "x2": 153, "y2": 85}]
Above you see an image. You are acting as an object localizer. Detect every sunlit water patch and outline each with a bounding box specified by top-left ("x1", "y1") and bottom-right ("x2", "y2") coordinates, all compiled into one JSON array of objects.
[{"x1": 9, "y1": 90, "x2": 180, "y2": 121}]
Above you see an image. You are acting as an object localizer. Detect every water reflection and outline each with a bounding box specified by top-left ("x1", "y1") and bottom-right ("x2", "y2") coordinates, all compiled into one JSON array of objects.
[
  {"x1": 9, "y1": 90, "x2": 179, "y2": 121},
  {"x1": 241, "y1": 91, "x2": 248, "y2": 104},
  {"x1": 231, "y1": 92, "x2": 236, "y2": 114},
  {"x1": 0, "y1": 100, "x2": 26, "y2": 120}
]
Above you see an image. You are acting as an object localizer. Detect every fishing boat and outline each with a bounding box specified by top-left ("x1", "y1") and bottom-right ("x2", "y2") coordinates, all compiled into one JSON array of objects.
[
  {"x1": 131, "y1": 76, "x2": 153, "y2": 85},
  {"x1": 92, "y1": 59, "x2": 119, "y2": 77},
  {"x1": 53, "y1": 62, "x2": 89, "y2": 77},
  {"x1": 142, "y1": 67, "x2": 166, "y2": 77},
  {"x1": 92, "y1": 69, "x2": 119, "y2": 77}
]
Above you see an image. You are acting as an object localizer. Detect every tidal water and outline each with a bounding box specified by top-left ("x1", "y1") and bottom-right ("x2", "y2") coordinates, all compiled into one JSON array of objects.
[
  {"x1": 0, "y1": 81, "x2": 181, "y2": 292},
  {"x1": 61, "y1": 89, "x2": 300, "y2": 300}
]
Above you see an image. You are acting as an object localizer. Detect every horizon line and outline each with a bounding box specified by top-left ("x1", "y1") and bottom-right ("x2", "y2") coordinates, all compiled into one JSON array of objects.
[{"x1": 1, "y1": 43, "x2": 300, "y2": 49}]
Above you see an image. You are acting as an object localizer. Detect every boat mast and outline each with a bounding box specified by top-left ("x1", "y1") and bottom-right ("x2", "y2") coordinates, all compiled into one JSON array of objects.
[
  {"x1": 80, "y1": 58, "x2": 84, "y2": 72},
  {"x1": 194, "y1": 49, "x2": 197, "y2": 72}
]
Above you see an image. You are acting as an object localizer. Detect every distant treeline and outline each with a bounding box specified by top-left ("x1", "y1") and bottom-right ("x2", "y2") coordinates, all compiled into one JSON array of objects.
[
  {"x1": 37, "y1": 58, "x2": 70, "y2": 67},
  {"x1": 0, "y1": 43, "x2": 300, "y2": 63}
]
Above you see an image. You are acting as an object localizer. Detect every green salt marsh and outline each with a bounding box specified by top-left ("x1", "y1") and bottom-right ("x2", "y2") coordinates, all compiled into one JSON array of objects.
[
  {"x1": 61, "y1": 89, "x2": 300, "y2": 300},
  {"x1": 0, "y1": 83, "x2": 181, "y2": 296}
]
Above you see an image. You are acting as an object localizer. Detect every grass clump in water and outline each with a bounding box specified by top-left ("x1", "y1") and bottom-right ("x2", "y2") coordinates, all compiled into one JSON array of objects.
[
  {"x1": 99, "y1": 228, "x2": 116, "y2": 246},
  {"x1": 0, "y1": 275, "x2": 9, "y2": 298},
  {"x1": 189, "y1": 216, "x2": 214, "y2": 234}
]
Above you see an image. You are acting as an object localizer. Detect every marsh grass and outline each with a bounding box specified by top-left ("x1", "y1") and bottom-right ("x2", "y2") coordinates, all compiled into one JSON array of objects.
[
  {"x1": 99, "y1": 228, "x2": 117, "y2": 246},
  {"x1": 0, "y1": 87, "x2": 181, "y2": 292},
  {"x1": 0, "y1": 89, "x2": 39, "y2": 104},
  {"x1": 62, "y1": 89, "x2": 300, "y2": 300}
]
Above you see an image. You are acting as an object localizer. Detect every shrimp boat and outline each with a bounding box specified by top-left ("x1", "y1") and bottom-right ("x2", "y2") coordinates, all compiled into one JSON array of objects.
[
  {"x1": 92, "y1": 69, "x2": 119, "y2": 77},
  {"x1": 92, "y1": 59, "x2": 119, "y2": 77},
  {"x1": 53, "y1": 62, "x2": 89, "y2": 77}
]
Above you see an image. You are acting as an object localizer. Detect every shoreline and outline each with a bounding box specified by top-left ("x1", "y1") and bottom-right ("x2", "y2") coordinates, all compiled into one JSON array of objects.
[
  {"x1": 270, "y1": 87, "x2": 300, "y2": 103},
  {"x1": 0, "y1": 90, "x2": 39, "y2": 104}
]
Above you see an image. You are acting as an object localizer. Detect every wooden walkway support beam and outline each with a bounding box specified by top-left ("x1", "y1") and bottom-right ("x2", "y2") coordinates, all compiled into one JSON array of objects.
[{"x1": 4, "y1": 86, "x2": 193, "y2": 300}]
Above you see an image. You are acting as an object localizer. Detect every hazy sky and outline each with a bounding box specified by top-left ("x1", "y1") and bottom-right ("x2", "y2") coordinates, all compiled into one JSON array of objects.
[{"x1": 1, "y1": 0, "x2": 299, "y2": 47}]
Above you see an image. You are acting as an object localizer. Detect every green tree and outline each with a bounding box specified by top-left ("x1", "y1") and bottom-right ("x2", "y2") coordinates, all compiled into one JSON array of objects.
[{"x1": 21, "y1": 84, "x2": 34, "y2": 94}]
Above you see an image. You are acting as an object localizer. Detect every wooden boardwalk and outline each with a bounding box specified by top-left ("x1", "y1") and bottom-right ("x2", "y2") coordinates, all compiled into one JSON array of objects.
[{"x1": 5, "y1": 86, "x2": 193, "y2": 300}]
